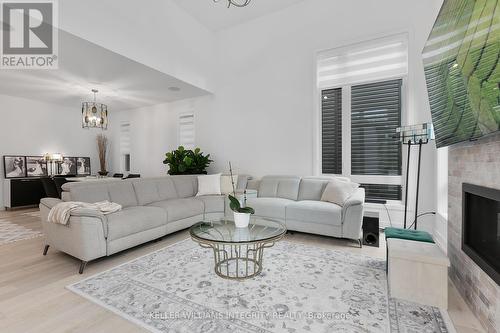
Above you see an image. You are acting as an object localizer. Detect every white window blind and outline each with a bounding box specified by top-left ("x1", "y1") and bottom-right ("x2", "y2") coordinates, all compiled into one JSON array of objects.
[
  {"x1": 120, "y1": 122, "x2": 131, "y2": 154},
  {"x1": 317, "y1": 34, "x2": 408, "y2": 89},
  {"x1": 351, "y1": 79, "x2": 403, "y2": 201},
  {"x1": 120, "y1": 121, "x2": 131, "y2": 172},
  {"x1": 179, "y1": 113, "x2": 195, "y2": 150},
  {"x1": 321, "y1": 88, "x2": 343, "y2": 175}
]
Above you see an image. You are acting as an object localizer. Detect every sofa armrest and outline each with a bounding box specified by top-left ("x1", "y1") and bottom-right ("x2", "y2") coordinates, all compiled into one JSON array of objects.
[
  {"x1": 40, "y1": 198, "x2": 106, "y2": 223},
  {"x1": 341, "y1": 188, "x2": 365, "y2": 241},
  {"x1": 39, "y1": 200, "x2": 108, "y2": 262}
]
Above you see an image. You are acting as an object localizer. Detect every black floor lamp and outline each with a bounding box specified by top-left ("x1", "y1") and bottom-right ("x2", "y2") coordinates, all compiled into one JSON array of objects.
[{"x1": 395, "y1": 123, "x2": 435, "y2": 230}]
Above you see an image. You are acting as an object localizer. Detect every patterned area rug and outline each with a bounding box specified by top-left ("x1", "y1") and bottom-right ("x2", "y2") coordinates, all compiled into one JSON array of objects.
[
  {"x1": 68, "y1": 240, "x2": 452, "y2": 333},
  {"x1": 0, "y1": 219, "x2": 42, "y2": 245}
]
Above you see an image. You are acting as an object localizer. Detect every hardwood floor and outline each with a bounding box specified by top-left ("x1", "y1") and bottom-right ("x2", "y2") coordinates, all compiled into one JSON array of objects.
[{"x1": 0, "y1": 208, "x2": 487, "y2": 333}]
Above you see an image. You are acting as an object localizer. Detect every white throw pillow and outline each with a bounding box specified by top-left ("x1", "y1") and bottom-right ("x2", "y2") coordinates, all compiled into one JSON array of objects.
[
  {"x1": 321, "y1": 178, "x2": 360, "y2": 206},
  {"x1": 221, "y1": 175, "x2": 238, "y2": 195},
  {"x1": 196, "y1": 174, "x2": 222, "y2": 196}
]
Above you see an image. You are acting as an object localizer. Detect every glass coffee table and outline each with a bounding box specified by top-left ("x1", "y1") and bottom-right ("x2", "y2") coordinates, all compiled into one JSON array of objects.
[{"x1": 190, "y1": 217, "x2": 286, "y2": 280}]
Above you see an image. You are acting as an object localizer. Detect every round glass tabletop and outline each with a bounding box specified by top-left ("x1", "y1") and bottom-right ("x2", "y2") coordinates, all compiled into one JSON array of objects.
[{"x1": 190, "y1": 217, "x2": 286, "y2": 244}]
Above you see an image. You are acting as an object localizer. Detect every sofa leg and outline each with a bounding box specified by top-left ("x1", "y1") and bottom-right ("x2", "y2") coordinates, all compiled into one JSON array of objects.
[
  {"x1": 43, "y1": 245, "x2": 50, "y2": 256},
  {"x1": 79, "y1": 261, "x2": 88, "y2": 274}
]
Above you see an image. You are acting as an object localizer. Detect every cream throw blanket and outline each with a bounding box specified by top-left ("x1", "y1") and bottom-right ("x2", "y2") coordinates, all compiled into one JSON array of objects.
[{"x1": 48, "y1": 201, "x2": 122, "y2": 225}]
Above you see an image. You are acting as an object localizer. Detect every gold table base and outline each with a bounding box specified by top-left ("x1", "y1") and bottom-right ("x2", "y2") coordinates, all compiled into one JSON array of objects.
[{"x1": 194, "y1": 237, "x2": 283, "y2": 281}]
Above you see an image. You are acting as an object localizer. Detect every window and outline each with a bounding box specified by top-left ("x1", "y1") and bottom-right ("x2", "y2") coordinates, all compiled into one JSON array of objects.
[
  {"x1": 318, "y1": 34, "x2": 407, "y2": 201},
  {"x1": 321, "y1": 88, "x2": 342, "y2": 174},
  {"x1": 179, "y1": 113, "x2": 195, "y2": 150},
  {"x1": 120, "y1": 121, "x2": 131, "y2": 173},
  {"x1": 351, "y1": 79, "x2": 402, "y2": 176},
  {"x1": 124, "y1": 154, "x2": 131, "y2": 172}
]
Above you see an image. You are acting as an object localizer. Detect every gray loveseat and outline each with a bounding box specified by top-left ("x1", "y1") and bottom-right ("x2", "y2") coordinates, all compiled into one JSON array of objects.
[
  {"x1": 246, "y1": 176, "x2": 365, "y2": 245},
  {"x1": 39, "y1": 175, "x2": 247, "y2": 273}
]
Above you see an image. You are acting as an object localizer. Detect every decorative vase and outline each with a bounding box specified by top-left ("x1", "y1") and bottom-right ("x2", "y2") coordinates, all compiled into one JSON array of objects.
[{"x1": 233, "y1": 212, "x2": 251, "y2": 228}]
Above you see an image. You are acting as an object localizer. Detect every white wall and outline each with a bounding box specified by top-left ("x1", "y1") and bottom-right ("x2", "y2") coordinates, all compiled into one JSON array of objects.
[
  {"x1": 190, "y1": 0, "x2": 443, "y2": 229},
  {"x1": 0, "y1": 94, "x2": 100, "y2": 209},
  {"x1": 108, "y1": 102, "x2": 178, "y2": 177},
  {"x1": 2, "y1": 0, "x2": 447, "y2": 235},
  {"x1": 59, "y1": 0, "x2": 217, "y2": 92},
  {"x1": 434, "y1": 147, "x2": 449, "y2": 251}
]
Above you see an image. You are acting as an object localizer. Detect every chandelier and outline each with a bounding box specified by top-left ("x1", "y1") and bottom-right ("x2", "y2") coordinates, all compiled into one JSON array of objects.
[
  {"x1": 213, "y1": 0, "x2": 251, "y2": 8},
  {"x1": 82, "y1": 89, "x2": 108, "y2": 130}
]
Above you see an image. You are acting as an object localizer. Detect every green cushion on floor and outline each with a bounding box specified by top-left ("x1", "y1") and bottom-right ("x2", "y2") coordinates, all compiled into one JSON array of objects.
[{"x1": 384, "y1": 227, "x2": 434, "y2": 243}]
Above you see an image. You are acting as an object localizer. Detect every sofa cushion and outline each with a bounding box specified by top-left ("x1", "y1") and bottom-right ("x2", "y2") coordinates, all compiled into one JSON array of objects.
[
  {"x1": 321, "y1": 179, "x2": 360, "y2": 206},
  {"x1": 106, "y1": 206, "x2": 167, "y2": 240},
  {"x1": 171, "y1": 176, "x2": 197, "y2": 198},
  {"x1": 196, "y1": 195, "x2": 225, "y2": 214},
  {"x1": 149, "y1": 198, "x2": 204, "y2": 222},
  {"x1": 66, "y1": 183, "x2": 110, "y2": 203},
  {"x1": 132, "y1": 179, "x2": 161, "y2": 205},
  {"x1": 246, "y1": 197, "x2": 293, "y2": 220},
  {"x1": 107, "y1": 181, "x2": 138, "y2": 208},
  {"x1": 196, "y1": 174, "x2": 222, "y2": 196},
  {"x1": 298, "y1": 179, "x2": 330, "y2": 201},
  {"x1": 157, "y1": 178, "x2": 178, "y2": 200},
  {"x1": 286, "y1": 200, "x2": 342, "y2": 226},
  {"x1": 258, "y1": 176, "x2": 301, "y2": 200}
]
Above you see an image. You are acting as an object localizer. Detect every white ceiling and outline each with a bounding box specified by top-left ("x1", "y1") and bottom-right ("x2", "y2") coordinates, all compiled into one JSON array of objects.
[
  {"x1": 0, "y1": 30, "x2": 210, "y2": 111},
  {"x1": 173, "y1": 0, "x2": 305, "y2": 31}
]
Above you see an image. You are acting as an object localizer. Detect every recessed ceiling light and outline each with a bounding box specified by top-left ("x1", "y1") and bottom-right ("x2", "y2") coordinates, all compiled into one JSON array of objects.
[{"x1": 168, "y1": 86, "x2": 181, "y2": 92}]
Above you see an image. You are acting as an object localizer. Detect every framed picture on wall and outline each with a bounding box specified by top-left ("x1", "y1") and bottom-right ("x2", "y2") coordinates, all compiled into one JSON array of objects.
[
  {"x1": 58, "y1": 157, "x2": 77, "y2": 176},
  {"x1": 3, "y1": 156, "x2": 27, "y2": 178},
  {"x1": 26, "y1": 156, "x2": 48, "y2": 177},
  {"x1": 77, "y1": 157, "x2": 91, "y2": 175}
]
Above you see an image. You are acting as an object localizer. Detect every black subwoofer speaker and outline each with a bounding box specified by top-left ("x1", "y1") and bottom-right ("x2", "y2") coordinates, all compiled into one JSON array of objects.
[{"x1": 362, "y1": 215, "x2": 380, "y2": 247}]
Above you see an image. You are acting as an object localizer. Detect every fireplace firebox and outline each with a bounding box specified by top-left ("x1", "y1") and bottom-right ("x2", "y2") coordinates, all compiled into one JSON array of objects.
[{"x1": 462, "y1": 183, "x2": 500, "y2": 286}]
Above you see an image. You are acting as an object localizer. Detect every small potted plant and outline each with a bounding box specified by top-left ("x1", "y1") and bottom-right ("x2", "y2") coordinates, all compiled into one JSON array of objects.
[
  {"x1": 227, "y1": 162, "x2": 255, "y2": 228},
  {"x1": 163, "y1": 146, "x2": 212, "y2": 175}
]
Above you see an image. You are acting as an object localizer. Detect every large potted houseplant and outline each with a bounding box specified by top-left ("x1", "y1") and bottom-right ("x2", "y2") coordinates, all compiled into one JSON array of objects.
[
  {"x1": 163, "y1": 146, "x2": 212, "y2": 175},
  {"x1": 227, "y1": 162, "x2": 255, "y2": 228},
  {"x1": 96, "y1": 134, "x2": 108, "y2": 176}
]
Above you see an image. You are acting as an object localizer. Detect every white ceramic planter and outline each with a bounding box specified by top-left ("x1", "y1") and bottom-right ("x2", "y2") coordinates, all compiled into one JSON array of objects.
[{"x1": 233, "y1": 212, "x2": 251, "y2": 228}]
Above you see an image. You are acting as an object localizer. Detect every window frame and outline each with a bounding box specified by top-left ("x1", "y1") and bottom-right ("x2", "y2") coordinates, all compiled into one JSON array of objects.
[
  {"x1": 178, "y1": 112, "x2": 195, "y2": 150},
  {"x1": 317, "y1": 74, "x2": 408, "y2": 203},
  {"x1": 119, "y1": 121, "x2": 131, "y2": 174}
]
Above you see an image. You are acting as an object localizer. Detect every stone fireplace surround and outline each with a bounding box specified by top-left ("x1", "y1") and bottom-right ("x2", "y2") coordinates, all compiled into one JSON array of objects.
[{"x1": 448, "y1": 132, "x2": 500, "y2": 332}]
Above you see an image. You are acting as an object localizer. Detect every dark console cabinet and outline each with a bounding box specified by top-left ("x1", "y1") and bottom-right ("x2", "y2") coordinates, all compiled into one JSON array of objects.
[{"x1": 3, "y1": 178, "x2": 45, "y2": 209}]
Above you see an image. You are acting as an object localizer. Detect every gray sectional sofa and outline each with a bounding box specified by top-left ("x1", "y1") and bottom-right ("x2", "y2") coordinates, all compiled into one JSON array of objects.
[
  {"x1": 247, "y1": 176, "x2": 365, "y2": 244},
  {"x1": 39, "y1": 174, "x2": 365, "y2": 273},
  {"x1": 39, "y1": 175, "x2": 244, "y2": 273}
]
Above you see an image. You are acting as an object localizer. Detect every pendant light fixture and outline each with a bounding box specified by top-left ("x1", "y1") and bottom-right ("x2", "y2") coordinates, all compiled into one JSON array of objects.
[
  {"x1": 82, "y1": 89, "x2": 108, "y2": 130},
  {"x1": 213, "y1": 0, "x2": 251, "y2": 8}
]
